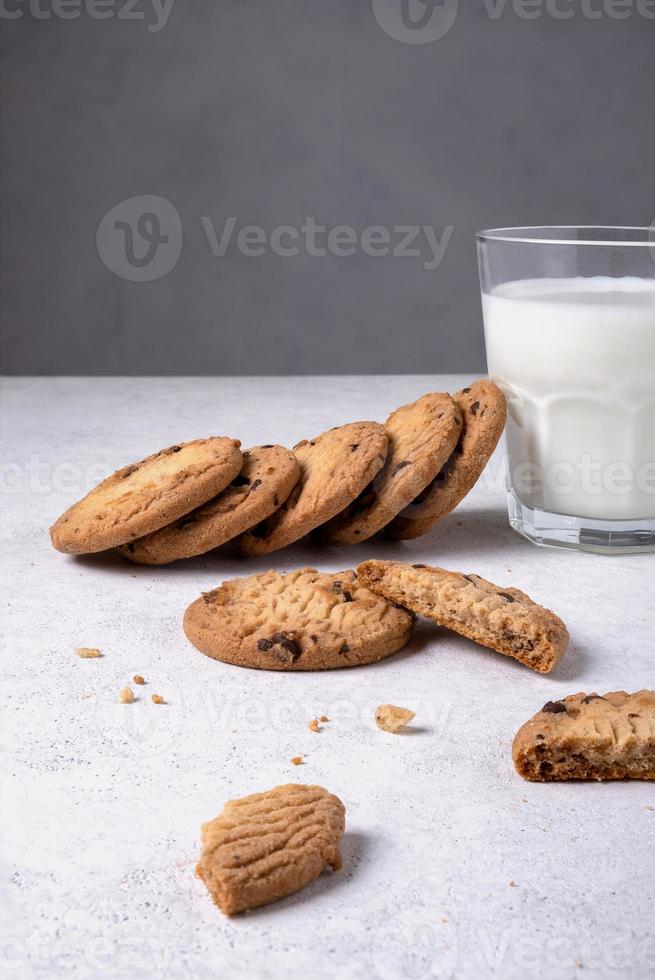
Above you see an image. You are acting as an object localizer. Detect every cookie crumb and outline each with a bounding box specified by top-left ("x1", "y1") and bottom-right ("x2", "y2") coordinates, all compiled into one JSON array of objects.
[
  {"x1": 133, "y1": 674, "x2": 145, "y2": 685},
  {"x1": 291, "y1": 756, "x2": 303, "y2": 766},
  {"x1": 509, "y1": 880, "x2": 517, "y2": 887},
  {"x1": 308, "y1": 719, "x2": 319, "y2": 733},
  {"x1": 644, "y1": 804, "x2": 654, "y2": 811},
  {"x1": 319, "y1": 714, "x2": 329, "y2": 723},
  {"x1": 119, "y1": 686, "x2": 134, "y2": 704},
  {"x1": 76, "y1": 647, "x2": 102, "y2": 659},
  {"x1": 151, "y1": 694, "x2": 164, "y2": 704},
  {"x1": 375, "y1": 704, "x2": 415, "y2": 733}
]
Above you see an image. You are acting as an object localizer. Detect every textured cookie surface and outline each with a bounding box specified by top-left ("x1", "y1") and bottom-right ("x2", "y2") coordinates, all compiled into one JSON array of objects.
[
  {"x1": 321, "y1": 393, "x2": 462, "y2": 545},
  {"x1": 233, "y1": 423, "x2": 388, "y2": 556},
  {"x1": 50, "y1": 438, "x2": 242, "y2": 554},
  {"x1": 196, "y1": 784, "x2": 345, "y2": 915},
  {"x1": 513, "y1": 691, "x2": 655, "y2": 781},
  {"x1": 388, "y1": 380, "x2": 506, "y2": 540},
  {"x1": 357, "y1": 560, "x2": 568, "y2": 673},
  {"x1": 183, "y1": 567, "x2": 414, "y2": 670},
  {"x1": 119, "y1": 445, "x2": 300, "y2": 565}
]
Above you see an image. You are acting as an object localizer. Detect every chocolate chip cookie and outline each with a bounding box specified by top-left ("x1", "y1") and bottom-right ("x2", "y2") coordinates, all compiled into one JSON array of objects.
[
  {"x1": 387, "y1": 380, "x2": 506, "y2": 540},
  {"x1": 513, "y1": 691, "x2": 655, "y2": 781},
  {"x1": 118, "y1": 445, "x2": 300, "y2": 565},
  {"x1": 319, "y1": 392, "x2": 462, "y2": 545},
  {"x1": 50, "y1": 437, "x2": 243, "y2": 554},
  {"x1": 357, "y1": 559, "x2": 568, "y2": 673},
  {"x1": 196, "y1": 784, "x2": 345, "y2": 915},
  {"x1": 233, "y1": 422, "x2": 388, "y2": 556},
  {"x1": 183, "y1": 567, "x2": 414, "y2": 670}
]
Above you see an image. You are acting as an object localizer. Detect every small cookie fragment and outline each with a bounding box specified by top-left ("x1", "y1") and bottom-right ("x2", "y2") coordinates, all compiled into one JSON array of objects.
[
  {"x1": 319, "y1": 715, "x2": 329, "y2": 723},
  {"x1": 76, "y1": 647, "x2": 102, "y2": 659},
  {"x1": 183, "y1": 567, "x2": 414, "y2": 671},
  {"x1": 291, "y1": 756, "x2": 304, "y2": 765},
  {"x1": 308, "y1": 719, "x2": 320, "y2": 733},
  {"x1": 513, "y1": 690, "x2": 655, "y2": 781},
  {"x1": 151, "y1": 694, "x2": 165, "y2": 704},
  {"x1": 196, "y1": 784, "x2": 345, "y2": 915},
  {"x1": 119, "y1": 687, "x2": 134, "y2": 704},
  {"x1": 133, "y1": 674, "x2": 145, "y2": 685},
  {"x1": 357, "y1": 559, "x2": 568, "y2": 673},
  {"x1": 375, "y1": 704, "x2": 415, "y2": 733}
]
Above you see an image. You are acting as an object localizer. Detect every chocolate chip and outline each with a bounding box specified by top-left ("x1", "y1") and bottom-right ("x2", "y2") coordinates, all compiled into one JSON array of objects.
[
  {"x1": 470, "y1": 401, "x2": 480, "y2": 415},
  {"x1": 498, "y1": 592, "x2": 515, "y2": 602},
  {"x1": 257, "y1": 638, "x2": 273, "y2": 651},
  {"x1": 342, "y1": 590, "x2": 353, "y2": 602},
  {"x1": 310, "y1": 634, "x2": 318, "y2": 643},
  {"x1": 542, "y1": 700, "x2": 566, "y2": 714},
  {"x1": 354, "y1": 529, "x2": 361, "y2": 535},
  {"x1": 350, "y1": 443, "x2": 359, "y2": 451},
  {"x1": 271, "y1": 631, "x2": 288, "y2": 644},
  {"x1": 279, "y1": 638, "x2": 300, "y2": 659},
  {"x1": 232, "y1": 474, "x2": 251, "y2": 487},
  {"x1": 392, "y1": 461, "x2": 410, "y2": 476},
  {"x1": 250, "y1": 479, "x2": 262, "y2": 491},
  {"x1": 412, "y1": 563, "x2": 427, "y2": 568},
  {"x1": 628, "y1": 712, "x2": 641, "y2": 718},
  {"x1": 261, "y1": 444, "x2": 273, "y2": 448},
  {"x1": 122, "y1": 465, "x2": 139, "y2": 478},
  {"x1": 339, "y1": 642, "x2": 350, "y2": 654},
  {"x1": 169, "y1": 445, "x2": 182, "y2": 453},
  {"x1": 462, "y1": 387, "x2": 471, "y2": 393},
  {"x1": 309, "y1": 440, "x2": 316, "y2": 446},
  {"x1": 331, "y1": 581, "x2": 342, "y2": 591}
]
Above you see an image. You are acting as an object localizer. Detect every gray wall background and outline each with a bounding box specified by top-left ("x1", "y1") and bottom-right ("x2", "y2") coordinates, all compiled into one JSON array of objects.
[{"x1": 1, "y1": 0, "x2": 654, "y2": 376}]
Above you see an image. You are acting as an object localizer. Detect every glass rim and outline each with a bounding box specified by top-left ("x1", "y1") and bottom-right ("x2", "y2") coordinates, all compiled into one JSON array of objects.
[{"x1": 476, "y1": 225, "x2": 654, "y2": 247}]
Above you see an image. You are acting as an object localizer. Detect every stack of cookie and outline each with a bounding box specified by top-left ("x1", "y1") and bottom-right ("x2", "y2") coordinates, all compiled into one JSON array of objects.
[{"x1": 49, "y1": 380, "x2": 506, "y2": 562}]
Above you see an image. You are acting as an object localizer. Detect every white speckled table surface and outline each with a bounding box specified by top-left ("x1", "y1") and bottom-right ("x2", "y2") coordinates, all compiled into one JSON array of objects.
[{"x1": 2, "y1": 376, "x2": 654, "y2": 980}]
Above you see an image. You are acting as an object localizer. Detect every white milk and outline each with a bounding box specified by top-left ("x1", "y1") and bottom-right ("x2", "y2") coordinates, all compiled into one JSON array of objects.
[{"x1": 482, "y1": 277, "x2": 655, "y2": 520}]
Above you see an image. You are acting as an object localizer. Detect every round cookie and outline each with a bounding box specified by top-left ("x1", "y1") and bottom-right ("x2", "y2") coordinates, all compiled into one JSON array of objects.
[
  {"x1": 387, "y1": 380, "x2": 506, "y2": 540},
  {"x1": 320, "y1": 392, "x2": 463, "y2": 545},
  {"x1": 183, "y1": 567, "x2": 414, "y2": 670},
  {"x1": 232, "y1": 422, "x2": 389, "y2": 556},
  {"x1": 50, "y1": 437, "x2": 242, "y2": 555},
  {"x1": 119, "y1": 445, "x2": 300, "y2": 565}
]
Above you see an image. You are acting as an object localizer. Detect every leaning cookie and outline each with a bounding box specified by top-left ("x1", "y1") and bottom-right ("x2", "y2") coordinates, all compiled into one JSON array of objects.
[
  {"x1": 183, "y1": 567, "x2": 414, "y2": 670},
  {"x1": 233, "y1": 422, "x2": 388, "y2": 556},
  {"x1": 197, "y1": 784, "x2": 345, "y2": 915},
  {"x1": 387, "y1": 380, "x2": 506, "y2": 540},
  {"x1": 319, "y1": 392, "x2": 462, "y2": 545},
  {"x1": 50, "y1": 437, "x2": 243, "y2": 555},
  {"x1": 119, "y1": 445, "x2": 300, "y2": 565},
  {"x1": 357, "y1": 560, "x2": 568, "y2": 673},
  {"x1": 513, "y1": 691, "x2": 655, "y2": 781}
]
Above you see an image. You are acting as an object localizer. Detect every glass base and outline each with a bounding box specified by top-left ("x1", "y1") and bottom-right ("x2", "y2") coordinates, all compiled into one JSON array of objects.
[{"x1": 506, "y1": 488, "x2": 655, "y2": 555}]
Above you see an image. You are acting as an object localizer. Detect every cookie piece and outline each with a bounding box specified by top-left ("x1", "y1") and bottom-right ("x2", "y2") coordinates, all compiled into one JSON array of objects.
[
  {"x1": 319, "y1": 393, "x2": 462, "y2": 545},
  {"x1": 375, "y1": 704, "x2": 415, "y2": 733},
  {"x1": 357, "y1": 560, "x2": 568, "y2": 673},
  {"x1": 196, "y1": 784, "x2": 345, "y2": 915},
  {"x1": 118, "y1": 445, "x2": 300, "y2": 565},
  {"x1": 50, "y1": 438, "x2": 242, "y2": 554},
  {"x1": 233, "y1": 423, "x2": 388, "y2": 556},
  {"x1": 513, "y1": 691, "x2": 655, "y2": 781},
  {"x1": 387, "y1": 380, "x2": 506, "y2": 540},
  {"x1": 183, "y1": 567, "x2": 414, "y2": 670}
]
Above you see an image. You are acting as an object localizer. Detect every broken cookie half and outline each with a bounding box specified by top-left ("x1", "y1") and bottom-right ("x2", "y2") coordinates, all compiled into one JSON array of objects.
[
  {"x1": 196, "y1": 784, "x2": 345, "y2": 915},
  {"x1": 513, "y1": 690, "x2": 655, "y2": 781}
]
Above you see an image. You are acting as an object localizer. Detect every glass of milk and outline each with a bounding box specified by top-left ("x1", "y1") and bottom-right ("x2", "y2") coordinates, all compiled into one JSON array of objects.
[{"x1": 477, "y1": 226, "x2": 655, "y2": 554}]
